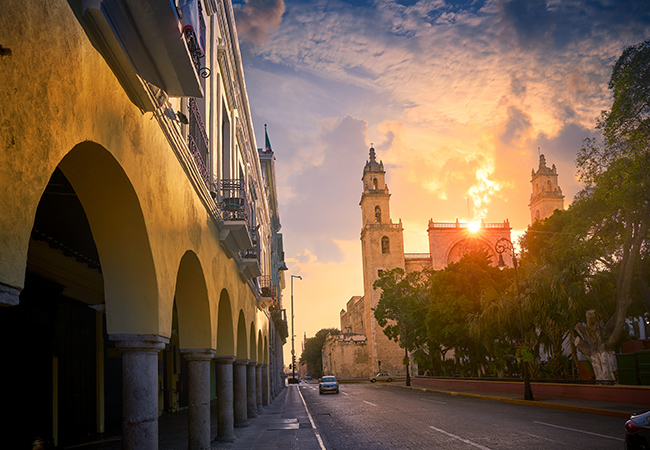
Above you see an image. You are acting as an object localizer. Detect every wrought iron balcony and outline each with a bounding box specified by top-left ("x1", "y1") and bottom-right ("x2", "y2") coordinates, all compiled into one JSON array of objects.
[
  {"x1": 188, "y1": 98, "x2": 209, "y2": 186},
  {"x1": 271, "y1": 308, "x2": 289, "y2": 341},
  {"x1": 218, "y1": 179, "x2": 250, "y2": 221}
]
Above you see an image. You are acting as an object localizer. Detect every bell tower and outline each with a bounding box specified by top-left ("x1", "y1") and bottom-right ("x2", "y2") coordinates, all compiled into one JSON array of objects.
[
  {"x1": 359, "y1": 146, "x2": 405, "y2": 376},
  {"x1": 529, "y1": 153, "x2": 564, "y2": 224}
]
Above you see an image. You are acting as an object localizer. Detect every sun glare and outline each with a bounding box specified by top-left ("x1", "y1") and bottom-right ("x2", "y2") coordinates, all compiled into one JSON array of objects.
[{"x1": 468, "y1": 222, "x2": 481, "y2": 233}]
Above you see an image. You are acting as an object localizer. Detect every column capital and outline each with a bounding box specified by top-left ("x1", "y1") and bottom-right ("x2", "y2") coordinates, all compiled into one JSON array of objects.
[
  {"x1": 0, "y1": 282, "x2": 21, "y2": 307},
  {"x1": 109, "y1": 334, "x2": 169, "y2": 352},
  {"x1": 234, "y1": 359, "x2": 249, "y2": 366},
  {"x1": 247, "y1": 361, "x2": 258, "y2": 367},
  {"x1": 256, "y1": 362, "x2": 263, "y2": 369},
  {"x1": 214, "y1": 356, "x2": 236, "y2": 364},
  {"x1": 181, "y1": 348, "x2": 215, "y2": 361}
]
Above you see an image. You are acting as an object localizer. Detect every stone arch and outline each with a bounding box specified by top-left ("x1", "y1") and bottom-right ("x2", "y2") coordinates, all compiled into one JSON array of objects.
[
  {"x1": 58, "y1": 142, "x2": 159, "y2": 334},
  {"x1": 249, "y1": 323, "x2": 257, "y2": 363},
  {"x1": 236, "y1": 311, "x2": 248, "y2": 359},
  {"x1": 257, "y1": 330, "x2": 264, "y2": 363},
  {"x1": 446, "y1": 237, "x2": 496, "y2": 266},
  {"x1": 216, "y1": 289, "x2": 235, "y2": 356},
  {"x1": 372, "y1": 178, "x2": 378, "y2": 190},
  {"x1": 173, "y1": 251, "x2": 212, "y2": 349}
]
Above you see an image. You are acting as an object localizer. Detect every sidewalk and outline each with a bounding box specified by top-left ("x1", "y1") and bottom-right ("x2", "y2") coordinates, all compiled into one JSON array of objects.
[
  {"x1": 391, "y1": 380, "x2": 648, "y2": 419},
  {"x1": 67, "y1": 385, "x2": 323, "y2": 450},
  {"x1": 214, "y1": 385, "x2": 323, "y2": 450}
]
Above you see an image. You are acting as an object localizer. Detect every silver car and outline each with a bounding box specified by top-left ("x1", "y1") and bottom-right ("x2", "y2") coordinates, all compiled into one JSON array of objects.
[{"x1": 319, "y1": 375, "x2": 339, "y2": 394}]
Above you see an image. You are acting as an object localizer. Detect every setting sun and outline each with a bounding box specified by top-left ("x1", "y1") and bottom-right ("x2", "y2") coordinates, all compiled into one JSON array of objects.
[{"x1": 468, "y1": 222, "x2": 481, "y2": 233}]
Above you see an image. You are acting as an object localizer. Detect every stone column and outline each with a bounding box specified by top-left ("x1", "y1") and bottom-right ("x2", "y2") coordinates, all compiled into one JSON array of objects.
[
  {"x1": 214, "y1": 356, "x2": 236, "y2": 441},
  {"x1": 246, "y1": 361, "x2": 257, "y2": 418},
  {"x1": 181, "y1": 349, "x2": 215, "y2": 450},
  {"x1": 110, "y1": 334, "x2": 168, "y2": 450},
  {"x1": 255, "y1": 363, "x2": 263, "y2": 410},
  {"x1": 261, "y1": 364, "x2": 269, "y2": 406},
  {"x1": 233, "y1": 359, "x2": 249, "y2": 427},
  {"x1": 0, "y1": 283, "x2": 20, "y2": 307}
]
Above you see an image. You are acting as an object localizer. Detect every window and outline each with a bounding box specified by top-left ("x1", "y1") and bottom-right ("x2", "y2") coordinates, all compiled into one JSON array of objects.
[
  {"x1": 381, "y1": 236, "x2": 389, "y2": 254},
  {"x1": 373, "y1": 178, "x2": 378, "y2": 190},
  {"x1": 547, "y1": 180, "x2": 552, "y2": 191},
  {"x1": 374, "y1": 206, "x2": 381, "y2": 223},
  {"x1": 378, "y1": 269, "x2": 383, "y2": 277}
]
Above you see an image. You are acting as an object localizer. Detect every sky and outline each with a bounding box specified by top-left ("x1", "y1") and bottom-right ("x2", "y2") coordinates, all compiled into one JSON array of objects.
[{"x1": 231, "y1": 0, "x2": 650, "y2": 364}]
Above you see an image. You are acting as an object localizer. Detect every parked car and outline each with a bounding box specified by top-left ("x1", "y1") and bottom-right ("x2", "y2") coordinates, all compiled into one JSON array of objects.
[
  {"x1": 625, "y1": 410, "x2": 650, "y2": 449},
  {"x1": 319, "y1": 375, "x2": 339, "y2": 394},
  {"x1": 369, "y1": 373, "x2": 393, "y2": 383}
]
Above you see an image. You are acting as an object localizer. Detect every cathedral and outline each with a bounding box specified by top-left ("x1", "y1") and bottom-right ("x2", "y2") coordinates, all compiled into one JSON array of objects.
[{"x1": 322, "y1": 147, "x2": 564, "y2": 379}]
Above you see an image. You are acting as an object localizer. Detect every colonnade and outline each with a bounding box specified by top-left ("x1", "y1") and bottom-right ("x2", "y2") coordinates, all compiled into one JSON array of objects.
[{"x1": 112, "y1": 334, "x2": 281, "y2": 450}]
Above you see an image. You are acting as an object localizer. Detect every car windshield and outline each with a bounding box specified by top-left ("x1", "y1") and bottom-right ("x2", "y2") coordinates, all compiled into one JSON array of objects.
[{"x1": 321, "y1": 376, "x2": 336, "y2": 382}]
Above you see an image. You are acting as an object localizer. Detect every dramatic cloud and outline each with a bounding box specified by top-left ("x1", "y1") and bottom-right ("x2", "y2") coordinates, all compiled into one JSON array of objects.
[
  {"x1": 234, "y1": 0, "x2": 286, "y2": 45},
  {"x1": 238, "y1": 0, "x2": 650, "y2": 351}
]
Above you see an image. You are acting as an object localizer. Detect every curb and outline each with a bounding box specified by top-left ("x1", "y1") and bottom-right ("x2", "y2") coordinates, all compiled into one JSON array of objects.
[{"x1": 391, "y1": 384, "x2": 633, "y2": 419}]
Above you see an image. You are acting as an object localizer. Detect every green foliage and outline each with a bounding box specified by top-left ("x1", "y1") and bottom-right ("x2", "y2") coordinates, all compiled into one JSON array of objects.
[
  {"x1": 299, "y1": 328, "x2": 340, "y2": 376},
  {"x1": 374, "y1": 249, "x2": 512, "y2": 377}
]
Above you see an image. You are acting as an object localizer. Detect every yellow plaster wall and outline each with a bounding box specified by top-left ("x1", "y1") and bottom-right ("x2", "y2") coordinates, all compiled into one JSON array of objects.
[{"x1": 0, "y1": 0, "x2": 266, "y2": 353}]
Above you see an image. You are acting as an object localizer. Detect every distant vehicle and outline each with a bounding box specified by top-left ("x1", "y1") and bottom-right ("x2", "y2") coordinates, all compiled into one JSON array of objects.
[
  {"x1": 287, "y1": 375, "x2": 300, "y2": 384},
  {"x1": 319, "y1": 375, "x2": 339, "y2": 394},
  {"x1": 305, "y1": 375, "x2": 312, "y2": 380},
  {"x1": 625, "y1": 410, "x2": 650, "y2": 449},
  {"x1": 369, "y1": 373, "x2": 393, "y2": 383}
]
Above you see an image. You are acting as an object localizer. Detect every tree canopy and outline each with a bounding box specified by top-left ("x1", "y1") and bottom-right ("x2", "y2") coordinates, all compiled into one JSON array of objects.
[{"x1": 299, "y1": 328, "x2": 340, "y2": 376}]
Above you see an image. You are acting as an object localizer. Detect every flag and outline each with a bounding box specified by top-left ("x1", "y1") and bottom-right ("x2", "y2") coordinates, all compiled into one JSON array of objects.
[{"x1": 265, "y1": 124, "x2": 272, "y2": 152}]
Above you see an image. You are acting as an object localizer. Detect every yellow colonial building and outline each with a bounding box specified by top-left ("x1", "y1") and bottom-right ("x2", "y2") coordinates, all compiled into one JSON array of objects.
[{"x1": 0, "y1": 1, "x2": 288, "y2": 449}]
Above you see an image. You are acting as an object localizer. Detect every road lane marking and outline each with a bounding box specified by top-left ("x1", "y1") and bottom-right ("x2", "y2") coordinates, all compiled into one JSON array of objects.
[
  {"x1": 341, "y1": 392, "x2": 349, "y2": 396},
  {"x1": 363, "y1": 400, "x2": 377, "y2": 407},
  {"x1": 519, "y1": 431, "x2": 567, "y2": 446},
  {"x1": 420, "y1": 397, "x2": 447, "y2": 404},
  {"x1": 533, "y1": 421, "x2": 624, "y2": 441},
  {"x1": 429, "y1": 426, "x2": 493, "y2": 450},
  {"x1": 297, "y1": 386, "x2": 327, "y2": 450}
]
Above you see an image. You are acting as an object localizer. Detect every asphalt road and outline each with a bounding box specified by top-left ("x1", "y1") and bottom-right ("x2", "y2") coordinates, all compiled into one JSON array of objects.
[{"x1": 299, "y1": 382, "x2": 626, "y2": 450}]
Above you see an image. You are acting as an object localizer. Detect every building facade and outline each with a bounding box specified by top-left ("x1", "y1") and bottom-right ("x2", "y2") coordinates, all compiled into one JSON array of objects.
[
  {"x1": 0, "y1": 1, "x2": 288, "y2": 449},
  {"x1": 327, "y1": 147, "x2": 515, "y2": 379}
]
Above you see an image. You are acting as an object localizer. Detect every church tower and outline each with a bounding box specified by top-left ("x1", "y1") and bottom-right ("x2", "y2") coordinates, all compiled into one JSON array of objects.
[
  {"x1": 359, "y1": 146, "x2": 406, "y2": 376},
  {"x1": 529, "y1": 154, "x2": 564, "y2": 223}
]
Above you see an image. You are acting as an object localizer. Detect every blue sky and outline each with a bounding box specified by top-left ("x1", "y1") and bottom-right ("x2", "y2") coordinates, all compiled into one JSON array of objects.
[{"x1": 232, "y1": 0, "x2": 650, "y2": 356}]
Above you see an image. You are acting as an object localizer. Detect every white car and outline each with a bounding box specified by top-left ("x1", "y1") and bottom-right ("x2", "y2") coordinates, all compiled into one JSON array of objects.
[{"x1": 319, "y1": 376, "x2": 339, "y2": 394}]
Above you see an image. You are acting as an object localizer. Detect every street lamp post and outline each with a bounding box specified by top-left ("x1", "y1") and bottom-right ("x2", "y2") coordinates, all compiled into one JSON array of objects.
[
  {"x1": 495, "y1": 238, "x2": 534, "y2": 401},
  {"x1": 290, "y1": 275, "x2": 302, "y2": 382}
]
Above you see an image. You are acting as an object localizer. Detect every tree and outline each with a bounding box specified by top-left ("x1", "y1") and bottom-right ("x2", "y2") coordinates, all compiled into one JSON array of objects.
[
  {"x1": 570, "y1": 40, "x2": 650, "y2": 380},
  {"x1": 431, "y1": 250, "x2": 510, "y2": 376},
  {"x1": 299, "y1": 328, "x2": 340, "y2": 376},
  {"x1": 518, "y1": 210, "x2": 594, "y2": 379}
]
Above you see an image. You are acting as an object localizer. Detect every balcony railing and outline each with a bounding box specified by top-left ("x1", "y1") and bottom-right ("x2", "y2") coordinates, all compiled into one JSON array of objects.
[
  {"x1": 259, "y1": 275, "x2": 275, "y2": 298},
  {"x1": 188, "y1": 98, "x2": 209, "y2": 186},
  {"x1": 218, "y1": 179, "x2": 250, "y2": 221}
]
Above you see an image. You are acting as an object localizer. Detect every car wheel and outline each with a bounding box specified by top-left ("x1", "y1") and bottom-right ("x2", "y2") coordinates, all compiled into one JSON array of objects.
[
  {"x1": 319, "y1": 390, "x2": 323, "y2": 395},
  {"x1": 336, "y1": 389, "x2": 339, "y2": 394},
  {"x1": 371, "y1": 379, "x2": 376, "y2": 383},
  {"x1": 387, "y1": 378, "x2": 392, "y2": 382}
]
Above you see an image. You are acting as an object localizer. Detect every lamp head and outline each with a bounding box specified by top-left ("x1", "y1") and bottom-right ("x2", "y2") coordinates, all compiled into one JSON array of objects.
[{"x1": 497, "y1": 254, "x2": 506, "y2": 270}]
